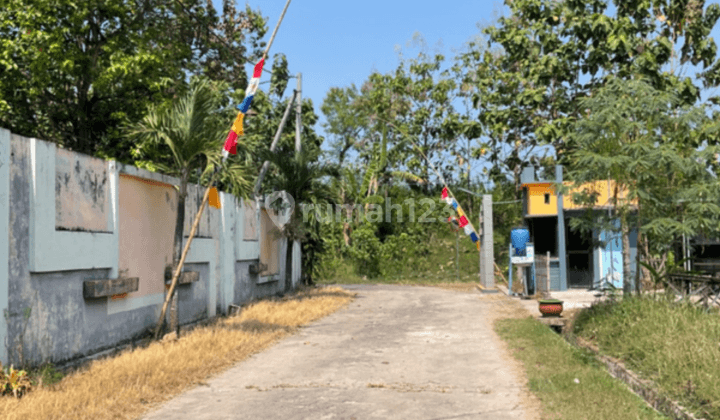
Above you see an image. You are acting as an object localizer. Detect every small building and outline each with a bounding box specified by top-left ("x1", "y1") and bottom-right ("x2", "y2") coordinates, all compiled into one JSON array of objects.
[{"x1": 521, "y1": 166, "x2": 637, "y2": 291}]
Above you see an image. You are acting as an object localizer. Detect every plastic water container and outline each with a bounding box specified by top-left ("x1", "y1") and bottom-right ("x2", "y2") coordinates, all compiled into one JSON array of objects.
[{"x1": 510, "y1": 228, "x2": 530, "y2": 256}]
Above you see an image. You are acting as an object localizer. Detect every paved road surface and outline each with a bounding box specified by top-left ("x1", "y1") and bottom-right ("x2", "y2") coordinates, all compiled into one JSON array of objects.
[{"x1": 142, "y1": 285, "x2": 534, "y2": 420}]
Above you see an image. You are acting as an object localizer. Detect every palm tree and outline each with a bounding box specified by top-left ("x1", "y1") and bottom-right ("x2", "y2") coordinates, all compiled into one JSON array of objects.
[
  {"x1": 261, "y1": 148, "x2": 338, "y2": 286},
  {"x1": 126, "y1": 78, "x2": 229, "y2": 331},
  {"x1": 127, "y1": 78, "x2": 228, "y2": 268}
]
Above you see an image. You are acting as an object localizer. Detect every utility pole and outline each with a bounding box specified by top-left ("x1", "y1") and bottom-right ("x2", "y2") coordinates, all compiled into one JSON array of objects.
[
  {"x1": 295, "y1": 73, "x2": 302, "y2": 153},
  {"x1": 254, "y1": 90, "x2": 297, "y2": 196}
]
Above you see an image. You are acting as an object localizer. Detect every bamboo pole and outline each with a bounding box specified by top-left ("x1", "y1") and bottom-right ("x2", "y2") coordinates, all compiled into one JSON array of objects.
[
  {"x1": 494, "y1": 261, "x2": 507, "y2": 284},
  {"x1": 295, "y1": 73, "x2": 302, "y2": 153},
  {"x1": 154, "y1": 1, "x2": 292, "y2": 339},
  {"x1": 262, "y1": 0, "x2": 292, "y2": 60},
  {"x1": 154, "y1": 172, "x2": 217, "y2": 339}
]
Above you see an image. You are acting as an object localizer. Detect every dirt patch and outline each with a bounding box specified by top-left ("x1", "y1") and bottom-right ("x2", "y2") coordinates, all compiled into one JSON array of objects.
[{"x1": 418, "y1": 282, "x2": 480, "y2": 293}]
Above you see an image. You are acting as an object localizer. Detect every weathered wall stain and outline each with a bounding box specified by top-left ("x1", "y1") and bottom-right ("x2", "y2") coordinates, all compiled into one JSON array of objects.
[{"x1": 55, "y1": 148, "x2": 109, "y2": 232}]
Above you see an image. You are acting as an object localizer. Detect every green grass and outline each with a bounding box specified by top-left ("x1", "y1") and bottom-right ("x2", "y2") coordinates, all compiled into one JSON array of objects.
[
  {"x1": 495, "y1": 317, "x2": 667, "y2": 420},
  {"x1": 32, "y1": 363, "x2": 64, "y2": 387},
  {"x1": 317, "y1": 228, "x2": 483, "y2": 285},
  {"x1": 572, "y1": 296, "x2": 720, "y2": 419}
]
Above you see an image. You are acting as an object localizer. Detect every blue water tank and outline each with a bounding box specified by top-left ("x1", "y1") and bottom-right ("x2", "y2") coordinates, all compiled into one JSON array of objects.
[{"x1": 511, "y1": 228, "x2": 530, "y2": 256}]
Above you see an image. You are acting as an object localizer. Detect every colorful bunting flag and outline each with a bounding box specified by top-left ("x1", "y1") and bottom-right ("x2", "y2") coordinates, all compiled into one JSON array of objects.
[
  {"x1": 458, "y1": 215, "x2": 469, "y2": 228},
  {"x1": 440, "y1": 186, "x2": 482, "y2": 250},
  {"x1": 223, "y1": 58, "x2": 265, "y2": 159},
  {"x1": 208, "y1": 187, "x2": 221, "y2": 209}
]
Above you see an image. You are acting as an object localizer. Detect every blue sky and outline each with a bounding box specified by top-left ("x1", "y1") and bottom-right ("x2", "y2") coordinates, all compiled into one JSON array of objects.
[
  {"x1": 220, "y1": 0, "x2": 720, "y2": 124},
  {"x1": 213, "y1": 0, "x2": 720, "y2": 183},
  {"x1": 216, "y1": 0, "x2": 504, "y2": 124}
]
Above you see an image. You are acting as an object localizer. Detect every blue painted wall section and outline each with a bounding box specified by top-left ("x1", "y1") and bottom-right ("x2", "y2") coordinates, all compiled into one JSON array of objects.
[
  {"x1": 3, "y1": 131, "x2": 302, "y2": 367},
  {"x1": 599, "y1": 221, "x2": 624, "y2": 288}
]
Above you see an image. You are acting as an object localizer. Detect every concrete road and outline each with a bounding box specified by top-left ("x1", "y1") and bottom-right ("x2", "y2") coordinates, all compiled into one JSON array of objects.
[{"x1": 142, "y1": 285, "x2": 535, "y2": 420}]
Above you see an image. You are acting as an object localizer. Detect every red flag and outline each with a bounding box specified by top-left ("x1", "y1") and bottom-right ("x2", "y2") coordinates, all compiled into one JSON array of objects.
[
  {"x1": 223, "y1": 130, "x2": 238, "y2": 155},
  {"x1": 458, "y1": 215, "x2": 469, "y2": 227},
  {"x1": 253, "y1": 58, "x2": 265, "y2": 78},
  {"x1": 441, "y1": 187, "x2": 449, "y2": 200}
]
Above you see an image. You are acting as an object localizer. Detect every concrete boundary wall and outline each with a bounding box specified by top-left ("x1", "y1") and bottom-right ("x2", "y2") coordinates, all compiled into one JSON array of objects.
[
  {"x1": 0, "y1": 129, "x2": 9, "y2": 364},
  {"x1": 0, "y1": 129, "x2": 302, "y2": 366}
]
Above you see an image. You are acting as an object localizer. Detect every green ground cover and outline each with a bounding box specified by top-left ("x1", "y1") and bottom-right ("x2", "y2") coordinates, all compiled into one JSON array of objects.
[
  {"x1": 316, "y1": 226, "x2": 483, "y2": 285},
  {"x1": 571, "y1": 296, "x2": 720, "y2": 419},
  {"x1": 496, "y1": 317, "x2": 667, "y2": 420}
]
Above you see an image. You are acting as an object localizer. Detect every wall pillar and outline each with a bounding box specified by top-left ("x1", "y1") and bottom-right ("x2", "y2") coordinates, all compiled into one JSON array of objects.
[
  {"x1": 480, "y1": 194, "x2": 495, "y2": 291},
  {"x1": 218, "y1": 193, "x2": 236, "y2": 315},
  {"x1": 556, "y1": 165, "x2": 568, "y2": 291}
]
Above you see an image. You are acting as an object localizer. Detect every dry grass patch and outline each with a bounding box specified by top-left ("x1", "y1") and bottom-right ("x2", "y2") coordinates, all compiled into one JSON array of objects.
[{"x1": 0, "y1": 286, "x2": 354, "y2": 420}]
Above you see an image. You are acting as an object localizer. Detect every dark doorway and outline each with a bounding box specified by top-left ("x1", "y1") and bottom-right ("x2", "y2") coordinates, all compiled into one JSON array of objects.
[
  {"x1": 528, "y1": 217, "x2": 557, "y2": 257},
  {"x1": 566, "y1": 220, "x2": 593, "y2": 288}
]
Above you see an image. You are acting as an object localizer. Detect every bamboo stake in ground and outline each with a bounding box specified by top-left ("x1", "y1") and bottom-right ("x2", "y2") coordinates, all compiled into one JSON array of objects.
[
  {"x1": 494, "y1": 261, "x2": 507, "y2": 284},
  {"x1": 153, "y1": 0, "x2": 293, "y2": 340},
  {"x1": 154, "y1": 173, "x2": 217, "y2": 339}
]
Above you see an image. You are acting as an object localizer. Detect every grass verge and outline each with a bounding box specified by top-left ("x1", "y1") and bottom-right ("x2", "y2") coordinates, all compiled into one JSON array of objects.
[
  {"x1": 0, "y1": 286, "x2": 354, "y2": 420},
  {"x1": 572, "y1": 295, "x2": 720, "y2": 419},
  {"x1": 495, "y1": 316, "x2": 667, "y2": 420}
]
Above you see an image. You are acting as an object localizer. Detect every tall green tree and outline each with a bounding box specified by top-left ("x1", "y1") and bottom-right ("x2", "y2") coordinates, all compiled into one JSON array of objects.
[
  {"x1": 458, "y1": 0, "x2": 720, "y2": 187},
  {"x1": 0, "y1": 0, "x2": 266, "y2": 159},
  {"x1": 568, "y1": 77, "x2": 720, "y2": 295},
  {"x1": 261, "y1": 147, "x2": 338, "y2": 286},
  {"x1": 321, "y1": 85, "x2": 368, "y2": 166},
  {"x1": 338, "y1": 52, "x2": 458, "y2": 196}
]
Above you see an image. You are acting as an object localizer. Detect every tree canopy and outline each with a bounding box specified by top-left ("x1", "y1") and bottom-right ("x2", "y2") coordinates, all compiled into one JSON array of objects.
[{"x1": 0, "y1": 0, "x2": 267, "y2": 159}]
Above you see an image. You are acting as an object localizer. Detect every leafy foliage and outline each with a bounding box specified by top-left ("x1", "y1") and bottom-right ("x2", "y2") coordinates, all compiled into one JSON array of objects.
[
  {"x1": 0, "y1": 363, "x2": 32, "y2": 398},
  {"x1": 0, "y1": 0, "x2": 267, "y2": 159},
  {"x1": 125, "y1": 77, "x2": 230, "y2": 276},
  {"x1": 568, "y1": 77, "x2": 720, "y2": 292},
  {"x1": 459, "y1": 0, "x2": 720, "y2": 188}
]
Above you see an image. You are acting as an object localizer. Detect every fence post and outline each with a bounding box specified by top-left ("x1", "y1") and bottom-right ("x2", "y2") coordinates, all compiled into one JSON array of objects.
[
  {"x1": 480, "y1": 194, "x2": 496, "y2": 292},
  {"x1": 546, "y1": 251, "x2": 550, "y2": 293}
]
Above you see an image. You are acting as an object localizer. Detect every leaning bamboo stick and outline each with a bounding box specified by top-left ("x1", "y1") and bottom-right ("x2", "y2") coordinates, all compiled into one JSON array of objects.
[
  {"x1": 494, "y1": 261, "x2": 507, "y2": 284},
  {"x1": 154, "y1": 172, "x2": 217, "y2": 339}
]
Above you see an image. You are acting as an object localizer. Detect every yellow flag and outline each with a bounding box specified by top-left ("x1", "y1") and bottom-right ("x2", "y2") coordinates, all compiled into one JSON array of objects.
[
  {"x1": 208, "y1": 187, "x2": 221, "y2": 209},
  {"x1": 231, "y1": 112, "x2": 244, "y2": 136}
]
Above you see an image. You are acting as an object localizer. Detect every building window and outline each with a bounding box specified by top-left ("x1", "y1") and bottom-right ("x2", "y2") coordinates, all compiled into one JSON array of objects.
[{"x1": 544, "y1": 193, "x2": 550, "y2": 204}]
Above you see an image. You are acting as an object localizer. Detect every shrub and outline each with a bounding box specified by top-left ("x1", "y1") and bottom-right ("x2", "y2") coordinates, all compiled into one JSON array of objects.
[{"x1": 0, "y1": 363, "x2": 32, "y2": 398}]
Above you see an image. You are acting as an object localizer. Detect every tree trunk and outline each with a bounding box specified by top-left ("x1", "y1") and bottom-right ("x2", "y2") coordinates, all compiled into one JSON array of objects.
[
  {"x1": 173, "y1": 174, "x2": 189, "y2": 266},
  {"x1": 167, "y1": 172, "x2": 188, "y2": 335},
  {"x1": 635, "y1": 201, "x2": 646, "y2": 295},
  {"x1": 621, "y1": 212, "x2": 633, "y2": 296},
  {"x1": 285, "y1": 241, "x2": 293, "y2": 293},
  {"x1": 304, "y1": 243, "x2": 315, "y2": 286}
]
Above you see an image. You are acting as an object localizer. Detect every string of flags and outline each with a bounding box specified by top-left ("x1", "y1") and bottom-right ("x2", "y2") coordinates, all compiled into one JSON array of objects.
[
  {"x1": 223, "y1": 58, "x2": 265, "y2": 158},
  {"x1": 207, "y1": 57, "x2": 266, "y2": 210},
  {"x1": 441, "y1": 186, "x2": 480, "y2": 250}
]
